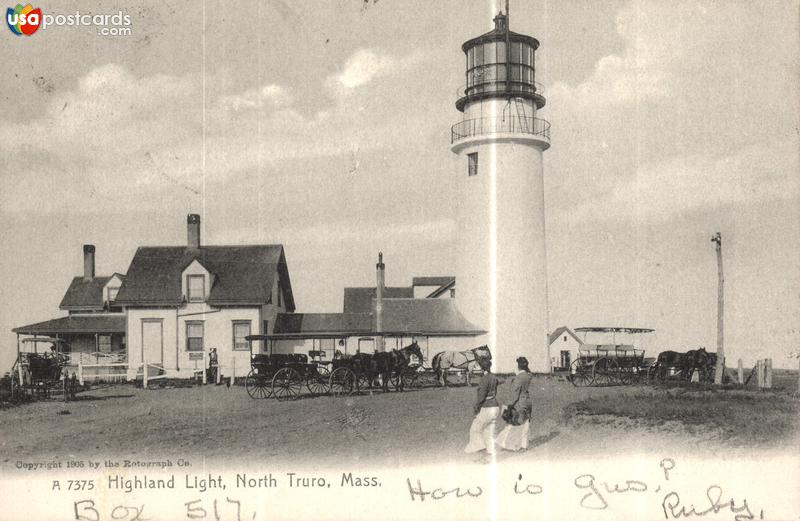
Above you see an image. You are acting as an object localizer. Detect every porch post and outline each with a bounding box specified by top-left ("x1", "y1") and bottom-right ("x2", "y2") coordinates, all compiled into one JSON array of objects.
[
  {"x1": 95, "y1": 333, "x2": 99, "y2": 362},
  {"x1": 175, "y1": 307, "x2": 180, "y2": 372}
]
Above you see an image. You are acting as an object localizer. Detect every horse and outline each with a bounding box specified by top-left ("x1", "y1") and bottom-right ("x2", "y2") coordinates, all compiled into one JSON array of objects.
[
  {"x1": 431, "y1": 345, "x2": 491, "y2": 387},
  {"x1": 383, "y1": 342, "x2": 424, "y2": 392},
  {"x1": 683, "y1": 347, "x2": 709, "y2": 381},
  {"x1": 699, "y1": 351, "x2": 717, "y2": 382},
  {"x1": 353, "y1": 342, "x2": 425, "y2": 392},
  {"x1": 655, "y1": 350, "x2": 685, "y2": 380}
]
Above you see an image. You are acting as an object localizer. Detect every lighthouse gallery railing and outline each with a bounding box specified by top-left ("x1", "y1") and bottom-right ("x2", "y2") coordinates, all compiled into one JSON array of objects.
[{"x1": 451, "y1": 116, "x2": 550, "y2": 144}]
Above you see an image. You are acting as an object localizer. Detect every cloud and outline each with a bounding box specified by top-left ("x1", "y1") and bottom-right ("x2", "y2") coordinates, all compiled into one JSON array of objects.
[
  {"x1": 566, "y1": 139, "x2": 800, "y2": 224},
  {"x1": 332, "y1": 49, "x2": 396, "y2": 89},
  {"x1": 544, "y1": 0, "x2": 799, "y2": 226},
  {"x1": 218, "y1": 84, "x2": 293, "y2": 111},
  {"x1": 325, "y1": 48, "x2": 428, "y2": 98},
  {"x1": 0, "y1": 46, "x2": 443, "y2": 215}
]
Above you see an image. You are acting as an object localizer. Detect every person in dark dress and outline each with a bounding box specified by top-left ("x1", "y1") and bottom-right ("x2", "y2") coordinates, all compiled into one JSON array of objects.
[
  {"x1": 464, "y1": 357, "x2": 500, "y2": 462},
  {"x1": 497, "y1": 356, "x2": 533, "y2": 451}
]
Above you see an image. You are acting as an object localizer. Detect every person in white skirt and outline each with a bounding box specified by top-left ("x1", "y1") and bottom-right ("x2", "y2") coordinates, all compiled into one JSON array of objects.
[
  {"x1": 497, "y1": 357, "x2": 533, "y2": 452},
  {"x1": 464, "y1": 357, "x2": 499, "y2": 463}
]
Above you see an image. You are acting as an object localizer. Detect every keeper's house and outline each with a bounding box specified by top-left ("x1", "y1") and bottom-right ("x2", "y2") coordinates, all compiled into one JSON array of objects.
[{"x1": 12, "y1": 214, "x2": 483, "y2": 380}]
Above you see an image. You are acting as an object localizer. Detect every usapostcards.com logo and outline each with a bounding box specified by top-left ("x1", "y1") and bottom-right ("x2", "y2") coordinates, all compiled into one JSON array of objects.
[{"x1": 6, "y1": 4, "x2": 132, "y2": 37}]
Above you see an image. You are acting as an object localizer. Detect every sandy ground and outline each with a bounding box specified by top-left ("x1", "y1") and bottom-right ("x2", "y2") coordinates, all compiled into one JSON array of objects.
[{"x1": 0, "y1": 376, "x2": 795, "y2": 470}]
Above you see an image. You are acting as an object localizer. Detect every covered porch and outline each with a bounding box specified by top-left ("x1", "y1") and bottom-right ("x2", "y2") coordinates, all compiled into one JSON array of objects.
[{"x1": 12, "y1": 315, "x2": 127, "y2": 382}]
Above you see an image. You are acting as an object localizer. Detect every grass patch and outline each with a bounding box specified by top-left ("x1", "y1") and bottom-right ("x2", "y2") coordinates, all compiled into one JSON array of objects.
[{"x1": 565, "y1": 389, "x2": 799, "y2": 445}]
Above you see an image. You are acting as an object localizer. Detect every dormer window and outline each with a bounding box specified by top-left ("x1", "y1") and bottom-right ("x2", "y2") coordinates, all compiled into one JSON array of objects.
[
  {"x1": 107, "y1": 287, "x2": 119, "y2": 302},
  {"x1": 187, "y1": 275, "x2": 205, "y2": 302}
]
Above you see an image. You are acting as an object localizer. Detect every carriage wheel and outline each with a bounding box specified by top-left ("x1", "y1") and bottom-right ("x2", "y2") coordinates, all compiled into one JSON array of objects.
[
  {"x1": 568, "y1": 359, "x2": 591, "y2": 387},
  {"x1": 272, "y1": 368, "x2": 303, "y2": 401},
  {"x1": 306, "y1": 371, "x2": 331, "y2": 396},
  {"x1": 592, "y1": 357, "x2": 619, "y2": 386},
  {"x1": 357, "y1": 373, "x2": 375, "y2": 392},
  {"x1": 329, "y1": 367, "x2": 356, "y2": 397},
  {"x1": 391, "y1": 369, "x2": 416, "y2": 391},
  {"x1": 617, "y1": 363, "x2": 633, "y2": 385},
  {"x1": 406, "y1": 372, "x2": 421, "y2": 388},
  {"x1": 245, "y1": 369, "x2": 272, "y2": 399},
  {"x1": 403, "y1": 369, "x2": 423, "y2": 389}
]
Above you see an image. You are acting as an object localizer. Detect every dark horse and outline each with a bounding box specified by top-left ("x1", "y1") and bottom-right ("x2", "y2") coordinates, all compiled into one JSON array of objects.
[
  {"x1": 431, "y1": 345, "x2": 491, "y2": 387},
  {"x1": 380, "y1": 342, "x2": 424, "y2": 392},
  {"x1": 684, "y1": 348, "x2": 710, "y2": 381},
  {"x1": 655, "y1": 350, "x2": 685, "y2": 380},
  {"x1": 353, "y1": 342, "x2": 424, "y2": 392},
  {"x1": 655, "y1": 348, "x2": 712, "y2": 381}
]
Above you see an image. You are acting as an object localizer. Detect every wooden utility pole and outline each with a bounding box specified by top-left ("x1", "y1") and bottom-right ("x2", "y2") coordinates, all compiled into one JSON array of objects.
[{"x1": 711, "y1": 232, "x2": 725, "y2": 385}]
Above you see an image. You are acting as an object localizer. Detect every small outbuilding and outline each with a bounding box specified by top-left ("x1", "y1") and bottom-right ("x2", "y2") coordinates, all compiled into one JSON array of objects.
[{"x1": 549, "y1": 326, "x2": 583, "y2": 371}]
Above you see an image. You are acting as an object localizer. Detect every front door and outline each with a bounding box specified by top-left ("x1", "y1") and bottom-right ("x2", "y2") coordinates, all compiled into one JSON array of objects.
[
  {"x1": 141, "y1": 320, "x2": 163, "y2": 365},
  {"x1": 560, "y1": 350, "x2": 571, "y2": 369}
]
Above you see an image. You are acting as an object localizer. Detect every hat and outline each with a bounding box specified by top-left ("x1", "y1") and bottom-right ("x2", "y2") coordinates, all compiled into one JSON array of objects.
[{"x1": 516, "y1": 357, "x2": 529, "y2": 370}]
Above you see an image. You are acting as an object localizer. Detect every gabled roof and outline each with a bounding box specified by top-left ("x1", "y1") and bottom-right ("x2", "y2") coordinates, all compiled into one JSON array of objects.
[
  {"x1": 548, "y1": 326, "x2": 583, "y2": 345},
  {"x1": 412, "y1": 276, "x2": 455, "y2": 287},
  {"x1": 271, "y1": 313, "x2": 372, "y2": 338},
  {"x1": 13, "y1": 315, "x2": 126, "y2": 334},
  {"x1": 59, "y1": 276, "x2": 112, "y2": 310},
  {"x1": 377, "y1": 298, "x2": 484, "y2": 336},
  {"x1": 115, "y1": 245, "x2": 295, "y2": 310},
  {"x1": 343, "y1": 286, "x2": 414, "y2": 313}
]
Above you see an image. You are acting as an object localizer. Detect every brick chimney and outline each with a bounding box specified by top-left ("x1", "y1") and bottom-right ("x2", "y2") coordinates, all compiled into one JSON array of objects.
[
  {"x1": 83, "y1": 245, "x2": 95, "y2": 281},
  {"x1": 375, "y1": 252, "x2": 385, "y2": 352},
  {"x1": 187, "y1": 214, "x2": 201, "y2": 249}
]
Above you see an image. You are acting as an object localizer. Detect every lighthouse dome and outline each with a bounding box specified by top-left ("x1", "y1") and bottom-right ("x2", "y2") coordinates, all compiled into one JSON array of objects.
[{"x1": 456, "y1": 12, "x2": 545, "y2": 112}]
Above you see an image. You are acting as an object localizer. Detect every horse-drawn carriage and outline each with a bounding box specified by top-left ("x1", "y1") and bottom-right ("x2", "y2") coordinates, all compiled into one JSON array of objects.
[
  {"x1": 651, "y1": 347, "x2": 716, "y2": 383},
  {"x1": 243, "y1": 336, "x2": 424, "y2": 399},
  {"x1": 243, "y1": 335, "x2": 331, "y2": 401},
  {"x1": 327, "y1": 342, "x2": 424, "y2": 396},
  {"x1": 568, "y1": 327, "x2": 654, "y2": 387},
  {"x1": 12, "y1": 338, "x2": 78, "y2": 400}
]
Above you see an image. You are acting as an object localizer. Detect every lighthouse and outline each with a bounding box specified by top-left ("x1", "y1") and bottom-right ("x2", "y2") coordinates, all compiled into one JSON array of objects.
[{"x1": 451, "y1": 10, "x2": 551, "y2": 373}]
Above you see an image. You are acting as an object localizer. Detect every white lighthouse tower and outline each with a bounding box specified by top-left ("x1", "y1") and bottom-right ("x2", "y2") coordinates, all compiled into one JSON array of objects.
[{"x1": 451, "y1": 9, "x2": 550, "y2": 373}]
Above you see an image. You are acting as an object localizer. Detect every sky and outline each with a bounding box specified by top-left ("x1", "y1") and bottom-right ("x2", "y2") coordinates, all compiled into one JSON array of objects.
[{"x1": 0, "y1": 0, "x2": 798, "y2": 369}]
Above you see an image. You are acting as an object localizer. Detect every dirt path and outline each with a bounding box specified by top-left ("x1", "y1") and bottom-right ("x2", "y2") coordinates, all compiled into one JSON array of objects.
[{"x1": 0, "y1": 376, "x2": 790, "y2": 470}]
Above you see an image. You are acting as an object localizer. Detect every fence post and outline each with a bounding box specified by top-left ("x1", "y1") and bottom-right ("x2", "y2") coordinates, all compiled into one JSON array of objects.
[
  {"x1": 78, "y1": 362, "x2": 84, "y2": 386},
  {"x1": 737, "y1": 359, "x2": 743, "y2": 385},
  {"x1": 756, "y1": 359, "x2": 764, "y2": 389},
  {"x1": 143, "y1": 356, "x2": 148, "y2": 389},
  {"x1": 765, "y1": 358, "x2": 773, "y2": 389}
]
